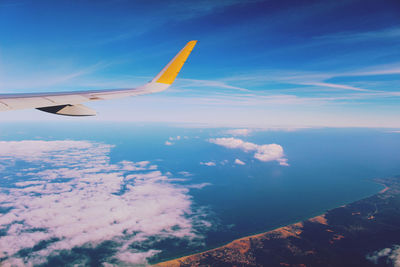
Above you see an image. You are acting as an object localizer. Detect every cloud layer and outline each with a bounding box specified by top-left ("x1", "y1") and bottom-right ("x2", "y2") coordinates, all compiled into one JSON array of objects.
[
  {"x1": 0, "y1": 140, "x2": 209, "y2": 266},
  {"x1": 234, "y1": 159, "x2": 246, "y2": 165},
  {"x1": 367, "y1": 245, "x2": 400, "y2": 267},
  {"x1": 225, "y1": 129, "x2": 252, "y2": 136},
  {"x1": 209, "y1": 137, "x2": 288, "y2": 166},
  {"x1": 200, "y1": 161, "x2": 216, "y2": 167}
]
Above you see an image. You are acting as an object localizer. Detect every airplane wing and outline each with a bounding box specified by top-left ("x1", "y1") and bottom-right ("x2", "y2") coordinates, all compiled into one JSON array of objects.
[{"x1": 0, "y1": 40, "x2": 197, "y2": 116}]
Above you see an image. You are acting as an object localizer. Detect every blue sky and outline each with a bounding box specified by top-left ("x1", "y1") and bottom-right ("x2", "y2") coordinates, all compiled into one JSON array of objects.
[{"x1": 0, "y1": 0, "x2": 400, "y2": 127}]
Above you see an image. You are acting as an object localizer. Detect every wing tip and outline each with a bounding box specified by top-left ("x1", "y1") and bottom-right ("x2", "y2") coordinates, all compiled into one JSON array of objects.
[{"x1": 154, "y1": 40, "x2": 198, "y2": 85}]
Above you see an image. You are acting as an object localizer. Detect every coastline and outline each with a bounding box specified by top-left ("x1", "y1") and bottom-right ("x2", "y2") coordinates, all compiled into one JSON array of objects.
[
  {"x1": 155, "y1": 178, "x2": 394, "y2": 267},
  {"x1": 379, "y1": 184, "x2": 389, "y2": 194},
  {"x1": 154, "y1": 215, "x2": 326, "y2": 267}
]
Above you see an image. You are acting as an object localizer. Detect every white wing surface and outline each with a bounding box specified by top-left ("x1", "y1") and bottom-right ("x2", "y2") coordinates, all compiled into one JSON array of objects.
[{"x1": 0, "y1": 40, "x2": 197, "y2": 116}]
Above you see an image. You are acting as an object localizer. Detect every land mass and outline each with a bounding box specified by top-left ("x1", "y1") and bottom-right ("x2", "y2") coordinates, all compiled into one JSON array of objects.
[{"x1": 156, "y1": 177, "x2": 400, "y2": 267}]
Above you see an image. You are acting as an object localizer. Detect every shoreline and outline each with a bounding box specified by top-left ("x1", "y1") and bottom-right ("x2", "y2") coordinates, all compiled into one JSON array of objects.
[
  {"x1": 152, "y1": 213, "x2": 325, "y2": 265},
  {"x1": 155, "y1": 179, "x2": 390, "y2": 266},
  {"x1": 379, "y1": 184, "x2": 389, "y2": 193},
  {"x1": 155, "y1": 215, "x2": 327, "y2": 267}
]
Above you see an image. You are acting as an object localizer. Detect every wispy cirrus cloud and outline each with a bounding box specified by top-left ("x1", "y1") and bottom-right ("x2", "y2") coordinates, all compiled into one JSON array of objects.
[
  {"x1": 0, "y1": 140, "x2": 210, "y2": 266},
  {"x1": 314, "y1": 27, "x2": 400, "y2": 44},
  {"x1": 344, "y1": 63, "x2": 400, "y2": 77},
  {"x1": 0, "y1": 61, "x2": 112, "y2": 92},
  {"x1": 298, "y1": 82, "x2": 376, "y2": 92},
  {"x1": 219, "y1": 66, "x2": 400, "y2": 94},
  {"x1": 167, "y1": 63, "x2": 396, "y2": 112},
  {"x1": 166, "y1": 0, "x2": 265, "y2": 21},
  {"x1": 79, "y1": 0, "x2": 266, "y2": 47},
  {"x1": 178, "y1": 78, "x2": 250, "y2": 92}
]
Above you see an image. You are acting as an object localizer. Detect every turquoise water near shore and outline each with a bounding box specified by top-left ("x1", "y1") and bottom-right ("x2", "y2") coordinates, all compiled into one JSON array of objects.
[{"x1": 1, "y1": 123, "x2": 399, "y2": 263}]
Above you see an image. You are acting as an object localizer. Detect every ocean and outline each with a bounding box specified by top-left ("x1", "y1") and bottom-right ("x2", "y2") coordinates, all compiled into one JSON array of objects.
[{"x1": 1, "y1": 122, "x2": 399, "y2": 264}]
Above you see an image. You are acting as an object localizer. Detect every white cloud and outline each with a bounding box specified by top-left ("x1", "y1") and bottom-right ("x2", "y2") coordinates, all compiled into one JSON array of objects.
[
  {"x1": 209, "y1": 137, "x2": 288, "y2": 166},
  {"x1": 366, "y1": 245, "x2": 400, "y2": 267},
  {"x1": 178, "y1": 171, "x2": 193, "y2": 177},
  {"x1": 165, "y1": 136, "x2": 183, "y2": 146},
  {"x1": 0, "y1": 140, "x2": 210, "y2": 265},
  {"x1": 234, "y1": 159, "x2": 246, "y2": 165},
  {"x1": 186, "y1": 183, "x2": 212, "y2": 189},
  {"x1": 226, "y1": 128, "x2": 252, "y2": 136},
  {"x1": 164, "y1": 140, "x2": 173, "y2": 146},
  {"x1": 220, "y1": 159, "x2": 229, "y2": 165},
  {"x1": 0, "y1": 140, "x2": 105, "y2": 163},
  {"x1": 200, "y1": 161, "x2": 216, "y2": 167}
]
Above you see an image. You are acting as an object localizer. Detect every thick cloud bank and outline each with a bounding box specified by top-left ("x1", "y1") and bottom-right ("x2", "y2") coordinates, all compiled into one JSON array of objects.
[
  {"x1": 209, "y1": 137, "x2": 288, "y2": 166},
  {"x1": 0, "y1": 140, "x2": 209, "y2": 266}
]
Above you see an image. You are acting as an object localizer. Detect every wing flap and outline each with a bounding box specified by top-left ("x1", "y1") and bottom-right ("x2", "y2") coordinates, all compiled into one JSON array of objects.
[
  {"x1": 37, "y1": 104, "x2": 96, "y2": 116},
  {"x1": 0, "y1": 102, "x2": 9, "y2": 111}
]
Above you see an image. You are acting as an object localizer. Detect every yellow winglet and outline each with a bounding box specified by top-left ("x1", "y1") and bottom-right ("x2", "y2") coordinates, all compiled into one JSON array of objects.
[{"x1": 153, "y1": 40, "x2": 197, "y2": 85}]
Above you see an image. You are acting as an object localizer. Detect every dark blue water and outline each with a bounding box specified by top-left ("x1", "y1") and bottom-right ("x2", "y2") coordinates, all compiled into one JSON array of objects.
[{"x1": 1, "y1": 122, "x2": 400, "y2": 260}]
